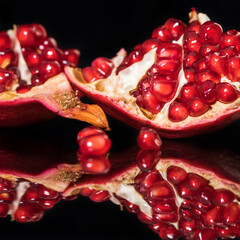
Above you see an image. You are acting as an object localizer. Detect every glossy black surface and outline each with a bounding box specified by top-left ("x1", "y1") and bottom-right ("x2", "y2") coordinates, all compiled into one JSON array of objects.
[{"x1": 1, "y1": 0, "x2": 240, "y2": 239}]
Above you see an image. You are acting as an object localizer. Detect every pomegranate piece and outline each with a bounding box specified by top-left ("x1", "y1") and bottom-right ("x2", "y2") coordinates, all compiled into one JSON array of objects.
[
  {"x1": 17, "y1": 25, "x2": 36, "y2": 47},
  {"x1": 0, "y1": 32, "x2": 11, "y2": 51},
  {"x1": 26, "y1": 51, "x2": 43, "y2": 68},
  {"x1": 199, "y1": 21, "x2": 223, "y2": 44},
  {"x1": 82, "y1": 66, "x2": 101, "y2": 82},
  {"x1": 220, "y1": 30, "x2": 240, "y2": 50},
  {"x1": 212, "y1": 189, "x2": 235, "y2": 206},
  {"x1": 77, "y1": 126, "x2": 104, "y2": 143},
  {"x1": 65, "y1": 10, "x2": 240, "y2": 138},
  {"x1": 167, "y1": 166, "x2": 187, "y2": 185},
  {"x1": 42, "y1": 47, "x2": 60, "y2": 61},
  {"x1": 137, "y1": 127, "x2": 162, "y2": 150},
  {"x1": 39, "y1": 60, "x2": 61, "y2": 79}
]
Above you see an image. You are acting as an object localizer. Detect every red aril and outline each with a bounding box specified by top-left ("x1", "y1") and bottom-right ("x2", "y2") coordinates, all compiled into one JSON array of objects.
[
  {"x1": 199, "y1": 21, "x2": 223, "y2": 44},
  {"x1": 63, "y1": 49, "x2": 80, "y2": 66},
  {"x1": 152, "y1": 26, "x2": 171, "y2": 42},
  {"x1": 194, "y1": 69, "x2": 221, "y2": 84},
  {"x1": 156, "y1": 43, "x2": 182, "y2": 59},
  {"x1": 142, "y1": 39, "x2": 161, "y2": 53},
  {"x1": 220, "y1": 30, "x2": 240, "y2": 50},
  {"x1": 199, "y1": 43, "x2": 220, "y2": 56},
  {"x1": 29, "y1": 23, "x2": 47, "y2": 42},
  {"x1": 25, "y1": 51, "x2": 43, "y2": 68},
  {"x1": 183, "y1": 51, "x2": 198, "y2": 68},
  {"x1": 184, "y1": 68, "x2": 196, "y2": 82},
  {"x1": 220, "y1": 46, "x2": 238, "y2": 57},
  {"x1": 167, "y1": 166, "x2": 187, "y2": 185},
  {"x1": 183, "y1": 31, "x2": 203, "y2": 53},
  {"x1": 225, "y1": 55, "x2": 240, "y2": 81},
  {"x1": 178, "y1": 82, "x2": 198, "y2": 103},
  {"x1": 77, "y1": 126, "x2": 104, "y2": 144},
  {"x1": 197, "y1": 80, "x2": 217, "y2": 104},
  {"x1": 215, "y1": 82, "x2": 239, "y2": 103},
  {"x1": 39, "y1": 60, "x2": 61, "y2": 79},
  {"x1": 91, "y1": 57, "x2": 114, "y2": 78},
  {"x1": 164, "y1": 18, "x2": 186, "y2": 40},
  {"x1": 17, "y1": 24, "x2": 36, "y2": 47},
  {"x1": 168, "y1": 102, "x2": 189, "y2": 122},
  {"x1": 137, "y1": 127, "x2": 162, "y2": 150},
  {"x1": 42, "y1": 47, "x2": 60, "y2": 61},
  {"x1": 205, "y1": 52, "x2": 226, "y2": 76},
  {"x1": 0, "y1": 32, "x2": 11, "y2": 51},
  {"x1": 187, "y1": 97, "x2": 209, "y2": 117}
]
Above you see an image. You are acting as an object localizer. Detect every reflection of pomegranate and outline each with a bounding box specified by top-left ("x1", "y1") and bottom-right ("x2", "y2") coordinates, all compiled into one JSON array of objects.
[
  {"x1": 64, "y1": 139, "x2": 240, "y2": 240},
  {"x1": 66, "y1": 10, "x2": 240, "y2": 138},
  {"x1": 0, "y1": 24, "x2": 108, "y2": 129}
]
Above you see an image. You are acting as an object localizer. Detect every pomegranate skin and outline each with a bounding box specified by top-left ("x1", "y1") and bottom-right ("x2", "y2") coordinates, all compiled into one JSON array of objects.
[
  {"x1": 65, "y1": 67, "x2": 240, "y2": 138},
  {"x1": 0, "y1": 73, "x2": 109, "y2": 128}
]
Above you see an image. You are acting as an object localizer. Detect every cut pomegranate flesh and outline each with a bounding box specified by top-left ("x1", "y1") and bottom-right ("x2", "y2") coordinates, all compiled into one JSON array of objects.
[
  {"x1": 65, "y1": 10, "x2": 240, "y2": 138},
  {"x1": 0, "y1": 24, "x2": 108, "y2": 129},
  {"x1": 64, "y1": 138, "x2": 240, "y2": 240}
]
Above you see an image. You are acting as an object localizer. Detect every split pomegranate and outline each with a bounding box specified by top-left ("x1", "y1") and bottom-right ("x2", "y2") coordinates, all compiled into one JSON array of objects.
[
  {"x1": 0, "y1": 24, "x2": 108, "y2": 129},
  {"x1": 65, "y1": 10, "x2": 240, "y2": 138},
  {"x1": 64, "y1": 138, "x2": 240, "y2": 240}
]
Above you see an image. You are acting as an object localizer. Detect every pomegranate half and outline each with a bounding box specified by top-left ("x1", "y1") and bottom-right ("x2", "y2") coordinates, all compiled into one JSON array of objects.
[
  {"x1": 63, "y1": 141, "x2": 240, "y2": 240},
  {"x1": 65, "y1": 10, "x2": 240, "y2": 137},
  {"x1": 0, "y1": 24, "x2": 108, "y2": 129}
]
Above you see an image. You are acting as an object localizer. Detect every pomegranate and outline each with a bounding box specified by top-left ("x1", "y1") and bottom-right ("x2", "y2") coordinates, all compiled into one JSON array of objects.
[
  {"x1": 0, "y1": 24, "x2": 108, "y2": 129},
  {"x1": 65, "y1": 10, "x2": 240, "y2": 138},
  {"x1": 64, "y1": 138, "x2": 240, "y2": 240}
]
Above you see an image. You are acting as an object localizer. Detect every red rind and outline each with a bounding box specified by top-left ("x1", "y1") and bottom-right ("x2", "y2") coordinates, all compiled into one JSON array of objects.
[
  {"x1": 65, "y1": 67, "x2": 240, "y2": 138},
  {"x1": 0, "y1": 73, "x2": 109, "y2": 129}
]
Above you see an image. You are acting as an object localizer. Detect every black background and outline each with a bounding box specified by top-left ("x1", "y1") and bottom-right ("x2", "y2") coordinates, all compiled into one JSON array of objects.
[{"x1": 1, "y1": 0, "x2": 240, "y2": 239}]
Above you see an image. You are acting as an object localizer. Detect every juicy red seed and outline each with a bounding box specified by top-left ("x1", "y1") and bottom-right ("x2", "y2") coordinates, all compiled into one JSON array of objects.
[
  {"x1": 220, "y1": 30, "x2": 239, "y2": 50},
  {"x1": 153, "y1": 200, "x2": 177, "y2": 213},
  {"x1": 0, "y1": 202, "x2": 9, "y2": 217},
  {"x1": 220, "y1": 46, "x2": 238, "y2": 57},
  {"x1": 77, "y1": 126, "x2": 104, "y2": 143},
  {"x1": 179, "y1": 219, "x2": 196, "y2": 237},
  {"x1": 150, "y1": 78, "x2": 177, "y2": 102},
  {"x1": 198, "y1": 80, "x2": 217, "y2": 104},
  {"x1": 222, "y1": 202, "x2": 239, "y2": 226},
  {"x1": 0, "y1": 191, "x2": 15, "y2": 203},
  {"x1": 184, "y1": 68, "x2": 196, "y2": 82},
  {"x1": 0, "y1": 50, "x2": 18, "y2": 68},
  {"x1": 22, "y1": 188, "x2": 39, "y2": 202},
  {"x1": 153, "y1": 212, "x2": 178, "y2": 223},
  {"x1": 215, "y1": 227, "x2": 233, "y2": 238},
  {"x1": 137, "y1": 212, "x2": 154, "y2": 224},
  {"x1": 142, "y1": 38, "x2": 161, "y2": 53},
  {"x1": 42, "y1": 47, "x2": 60, "y2": 61},
  {"x1": 79, "y1": 132, "x2": 111, "y2": 156},
  {"x1": 63, "y1": 49, "x2": 80, "y2": 66},
  {"x1": 226, "y1": 55, "x2": 240, "y2": 81},
  {"x1": 0, "y1": 178, "x2": 13, "y2": 193},
  {"x1": 89, "y1": 190, "x2": 110, "y2": 202},
  {"x1": 148, "y1": 223, "x2": 161, "y2": 233},
  {"x1": 31, "y1": 74, "x2": 46, "y2": 86},
  {"x1": 138, "y1": 77, "x2": 151, "y2": 94},
  {"x1": 148, "y1": 180, "x2": 174, "y2": 201},
  {"x1": 26, "y1": 51, "x2": 43, "y2": 68},
  {"x1": 156, "y1": 43, "x2": 182, "y2": 59},
  {"x1": 159, "y1": 223, "x2": 180, "y2": 240},
  {"x1": 183, "y1": 51, "x2": 198, "y2": 68},
  {"x1": 199, "y1": 43, "x2": 220, "y2": 56},
  {"x1": 183, "y1": 31, "x2": 203, "y2": 53},
  {"x1": 77, "y1": 154, "x2": 111, "y2": 174},
  {"x1": 135, "y1": 169, "x2": 162, "y2": 192},
  {"x1": 186, "y1": 20, "x2": 201, "y2": 34},
  {"x1": 202, "y1": 206, "x2": 222, "y2": 226},
  {"x1": 212, "y1": 189, "x2": 235, "y2": 206},
  {"x1": 191, "y1": 200, "x2": 212, "y2": 213},
  {"x1": 164, "y1": 18, "x2": 186, "y2": 40},
  {"x1": 17, "y1": 24, "x2": 36, "y2": 47},
  {"x1": 39, "y1": 60, "x2": 61, "y2": 79},
  {"x1": 39, "y1": 198, "x2": 57, "y2": 210},
  {"x1": 141, "y1": 89, "x2": 162, "y2": 114},
  {"x1": 0, "y1": 69, "x2": 14, "y2": 86},
  {"x1": 152, "y1": 26, "x2": 171, "y2": 42},
  {"x1": 180, "y1": 208, "x2": 193, "y2": 221},
  {"x1": 215, "y1": 82, "x2": 239, "y2": 103},
  {"x1": 206, "y1": 52, "x2": 226, "y2": 75},
  {"x1": 129, "y1": 49, "x2": 144, "y2": 65},
  {"x1": 79, "y1": 187, "x2": 95, "y2": 197},
  {"x1": 37, "y1": 37, "x2": 57, "y2": 51},
  {"x1": 82, "y1": 66, "x2": 101, "y2": 82},
  {"x1": 155, "y1": 58, "x2": 181, "y2": 76},
  {"x1": 200, "y1": 21, "x2": 223, "y2": 44},
  {"x1": 194, "y1": 69, "x2": 221, "y2": 84},
  {"x1": 29, "y1": 23, "x2": 47, "y2": 42},
  {"x1": 123, "y1": 200, "x2": 140, "y2": 214},
  {"x1": 14, "y1": 203, "x2": 44, "y2": 223},
  {"x1": 196, "y1": 186, "x2": 214, "y2": 205},
  {"x1": 91, "y1": 57, "x2": 114, "y2": 78},
  {"x1": 37, "y1": 185, "x2": 59, "y2": 200},
  {"x1": 136, "y1": 149, "x2": 161, "y2": 172},
  {"x1": 187, "y1": 96, "x2": 210, "y2": 117},
  {"x1": 167, "y1": 166, "x2": 187, "y2": 185},
  {"x1": 181, "y1": 199, "x2": 191, "y2": 210},
  {"x1": 176, "y1": 183, "x2": 195, "y2": 199},
  {"x1": 192, "y1": 59, "x2": 207, "y2": 72},
  {"x1": 185, "y1": 173, "x2": 208, "y2": 191},
  {"x1": 16, "y1": 85, "x2": 32, "y2": 93},
  {"x1": 168, "y1": 101, "x2": 189, "y2": 122},
  {"x1": 178, "y1": 82, "x2": 198, "y2": 103},
  {"x1": 0, "y1": 32, "x2": 11, "y2": 51},
  {"x1": 137, "y1": 127, "x2": 162, "y2": 150}
]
